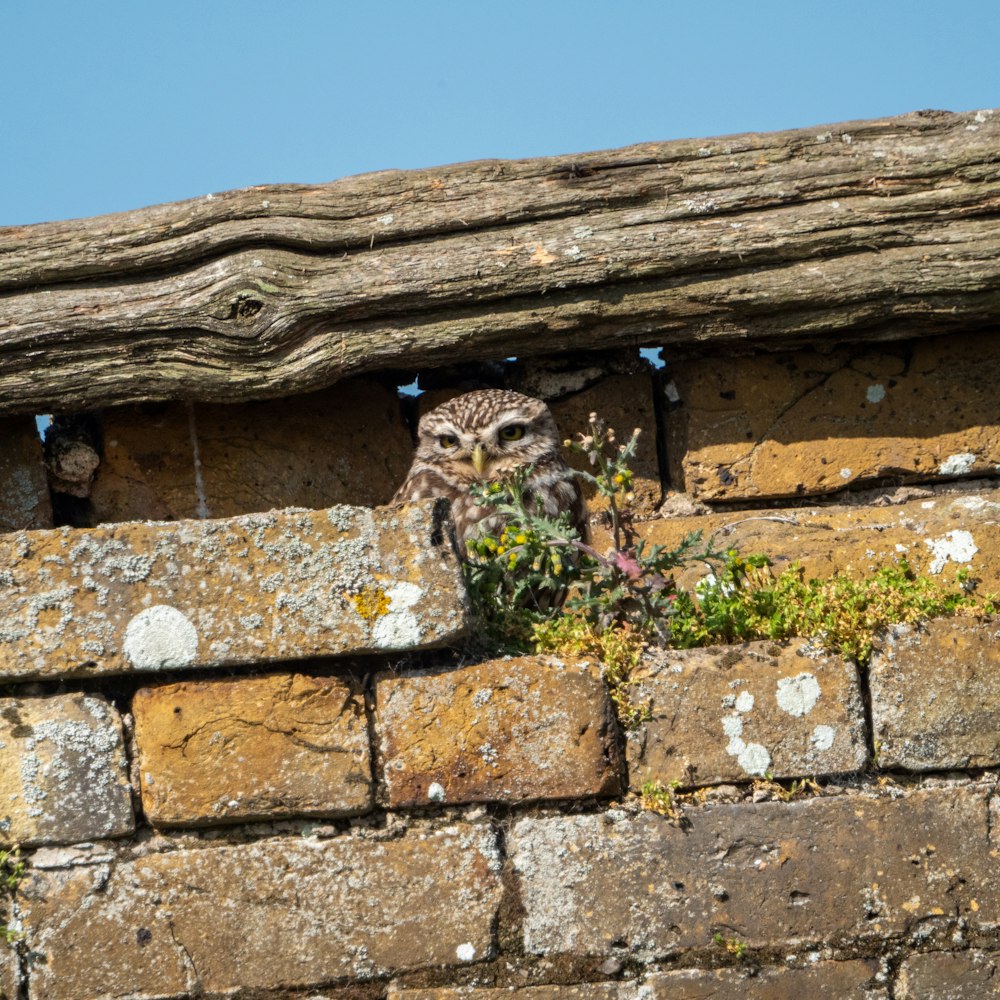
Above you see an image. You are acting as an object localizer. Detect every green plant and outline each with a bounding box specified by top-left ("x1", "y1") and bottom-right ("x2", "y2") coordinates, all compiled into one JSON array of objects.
[
  {"x1": 464, "y1": 414, "x2": 718, "y2": 639},
  {"x1": 638, "y1": 779, "x2": 687, "y2": 825},
  {"x1": 669, "y1": 552, "x2": 993, "y2": 665},
  {"x1": 462, "y1": 414, "x2": 998, "y2": 737},
  {"x1": 0, "y1": 846, "x2": 24, "y2": 946},
  {"x1": 713, "y1": 932, "x2": 747, "y2": 958}
]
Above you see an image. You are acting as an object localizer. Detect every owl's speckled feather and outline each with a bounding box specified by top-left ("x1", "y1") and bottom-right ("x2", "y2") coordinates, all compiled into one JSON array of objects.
[{"x1": 392, "y1": 389, "x2": 587, "y2": 547}]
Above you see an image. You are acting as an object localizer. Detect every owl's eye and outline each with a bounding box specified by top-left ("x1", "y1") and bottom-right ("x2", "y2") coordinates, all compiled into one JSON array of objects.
[
  {"x1": 499, "y1": 424, "x2": 526, "y2": 442},
  {"x1": 438, "y1": 434, "x2": 459, "y2": 449}
]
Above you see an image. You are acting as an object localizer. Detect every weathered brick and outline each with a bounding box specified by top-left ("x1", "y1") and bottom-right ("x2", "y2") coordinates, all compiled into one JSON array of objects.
[
  {"x1": 0, "y1": 693, "x2": 133, "y2": 847},
  {"x1": 375, "y1": 655, "x2": 622, "y2": 808},
  {"x1": 0, "y1": 500, "x2": 468, "y2": 681},
  {"x1": 133, "y1": 672, "x2": 372, "y2": 826},
  {"x1": 0, "y1": 945, "x2": 18, "y2": 1000},
  {"x1": 510, "y1": 786, "x2": 997, "y2": 959},
  {"x1": 91, "y1": 379, "x2": 413, "y2": 522},
  {"x1": 897, "y1": 949, "x2": 1000, "y2": 998},
  {"x1": 392, "y1": 985, "x2": 638, "y2": 1000},
  {"x1": 612, "y1": 491, "x2": 1000, "y2": 593},
  {"x1": 0, "y1": 416, "x2": 51, "y2": 532},
  {"x1": 647, "y1": 961, "x2": 884, "y2": 999},
  {"x1": 626, "y1": 641, "x2": 868, "y2": 788},
  {"x1": 870, "y1": 616, "x2": 1000, "y2": 770},
  {"x1": 20, "y1": 824, "x2": 503, "y2": 999},
  {"x1": 665, "y1": 333, "x2": 1000, "y2": 501}
]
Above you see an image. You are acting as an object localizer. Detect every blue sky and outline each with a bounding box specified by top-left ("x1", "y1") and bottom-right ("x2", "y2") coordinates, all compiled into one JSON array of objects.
[{"x1": 3, "y1": 1, "x2": 998, "y2": 227}]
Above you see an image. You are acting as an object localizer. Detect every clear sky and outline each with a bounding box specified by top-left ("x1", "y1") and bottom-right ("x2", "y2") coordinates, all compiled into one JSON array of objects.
[{"x1": 3, "y1": 1, "x2": 998, "y2": 227}]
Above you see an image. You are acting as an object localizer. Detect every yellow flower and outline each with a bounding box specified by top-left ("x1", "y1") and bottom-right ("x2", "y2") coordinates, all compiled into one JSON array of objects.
[{"x1": 514, "y1": 533, "x2": 527, "y2": 545}]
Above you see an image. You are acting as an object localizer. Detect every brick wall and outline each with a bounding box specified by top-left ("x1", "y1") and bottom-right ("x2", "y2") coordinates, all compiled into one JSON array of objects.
[{"x1": 3, "y1": 340, "x2": 1000, "y2": 1000}]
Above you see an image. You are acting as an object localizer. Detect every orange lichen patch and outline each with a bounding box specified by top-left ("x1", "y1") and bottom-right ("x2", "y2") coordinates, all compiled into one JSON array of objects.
[{"x1": 352, "y1": 586, "x2": 391, "y2": 623}]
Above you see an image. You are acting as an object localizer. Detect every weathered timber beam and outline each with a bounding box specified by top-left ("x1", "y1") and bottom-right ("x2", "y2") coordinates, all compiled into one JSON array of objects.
[{"x1": 1, "y1": 108, "x2": 999, "y2": 414}]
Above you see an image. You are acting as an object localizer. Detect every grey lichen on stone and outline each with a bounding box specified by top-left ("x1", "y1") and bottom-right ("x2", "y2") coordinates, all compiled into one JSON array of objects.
[
  {"x1": 0, "y1": 499, "x2": 470, "y2": 680},
  {"x1": 0, "y1": 692, "x2": 134, "y2": 846}
]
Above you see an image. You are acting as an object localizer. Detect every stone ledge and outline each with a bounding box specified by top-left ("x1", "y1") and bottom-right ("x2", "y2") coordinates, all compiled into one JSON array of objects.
[
  {"x1": 870, "y1": 616, "x2": 1000, "y2": 770},
  {"x1": 19, "y1": 824, "x2": 503, "y2": 998},
  {"x1": 391, "y1": 965, "x2": 885, "y2": 1000},
  {"x1": 375, "y1": 655, "x2": 623, "y2": 808},
  {"x1": 0, "y1": 693, "x2": 133, "y2": 847},
  {"x1": 510, "y1": 786, "x2": 997, "y2": 959},
  {"x1": 625, "y1": 640, "x2": 868, "y2": 788},
  {"x1": 133, "y1": 672, "x2": 372, "y2": 827},
  {"x1": 391, "y1": 985, "x2": 638, "y2": 1000},
  {"x1": 0, "y1": 499, "x2": 469, "y2": 681}
]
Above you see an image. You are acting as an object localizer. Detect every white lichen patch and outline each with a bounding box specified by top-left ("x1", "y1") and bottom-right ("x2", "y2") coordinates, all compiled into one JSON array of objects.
[
  {"x1": 683, "y1": 196, "x2": 717, "y2": 214},
  {"x1": 810, "y1": 725, "x2": 836, "y2": 752},
  {"x1": 737, "y1": 743, "x2": 771, "y2": 776},
  {"x1": 123, "y1": 605, "x2": 199, "y2": 670},
  {"x1": 735, "y1": 690, "x2": 755, "y2": 713},
  {"x1": 776, "y1": 673, "x2": 821, "y2": 717},
  {"x1": 938, "y1": 453, "x2": 977, "y2": 476},
  {"x1": 371, "y1": 581, "x2": 424, "y2": 649},
  {"x1": 866, "y1": 384, "x2": 886, "y2": 404},
  {"x1": 427, "y1": 782, "x2": 446, "y2": 802},
  {"x1": 456, "y1": 942, "x2": 477, "y2": 962},
  {"x1": 839, "y1": 468, "x2": 853, "y2": 480},
  {"x1": 720, "y1": 711, "x2": 771, "y2": 775},
  {"x1": 924, "y1": 529, "x2": 978, "y2": 574}
]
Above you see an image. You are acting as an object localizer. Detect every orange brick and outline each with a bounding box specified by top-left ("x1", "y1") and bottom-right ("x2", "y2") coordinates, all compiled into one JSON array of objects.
[
  {"x1": 133, "y1": 672, "x2": 372, "y2": 826},
  {"x1": 376, "y1": 655, "x2": 622, "y2": 807}
]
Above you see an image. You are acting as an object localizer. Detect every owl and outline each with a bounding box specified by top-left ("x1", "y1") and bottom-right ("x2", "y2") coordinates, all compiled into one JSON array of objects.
[{"x1": 392, "y1": 389, "x2": 588, "y2": 548}]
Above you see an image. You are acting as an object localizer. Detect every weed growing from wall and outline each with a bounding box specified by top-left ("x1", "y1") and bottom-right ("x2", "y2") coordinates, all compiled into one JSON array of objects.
[
  {"x1": 463, "y1": 414, "x2": 996, "y2": 722},
  {"x1": 0, "y1": 846, "x2": 24, "y2": 946}
]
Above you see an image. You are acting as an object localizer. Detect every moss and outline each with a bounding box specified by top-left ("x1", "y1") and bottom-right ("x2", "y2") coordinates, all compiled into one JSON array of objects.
[{"x1": 1, "y1": 846, "x2": 24, "y2": 947}]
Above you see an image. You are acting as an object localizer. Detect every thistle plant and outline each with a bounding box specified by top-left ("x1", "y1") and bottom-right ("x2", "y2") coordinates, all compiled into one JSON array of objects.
[
  {"x1": 562, "y1": 415, "x2": 718, "y2": 634},
  {"x1": 464, "y1": 413, "x2": 718, "y2": 642}
]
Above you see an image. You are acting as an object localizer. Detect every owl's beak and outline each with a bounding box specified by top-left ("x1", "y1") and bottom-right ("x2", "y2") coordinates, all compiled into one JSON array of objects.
[{"x1": 470, "y1": 443, "x2": 488, "y2": 476}]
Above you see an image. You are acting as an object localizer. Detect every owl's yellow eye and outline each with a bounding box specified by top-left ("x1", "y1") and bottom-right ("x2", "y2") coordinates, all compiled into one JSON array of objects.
[
  {"x1": 499, "y1": 424, "x2": 525, "y2": 442},
  {"x1": 438, "y1": 434, "x2": 459, "y2": 449}
]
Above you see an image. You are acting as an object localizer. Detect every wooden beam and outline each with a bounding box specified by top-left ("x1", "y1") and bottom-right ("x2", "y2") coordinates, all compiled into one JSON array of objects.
[{"x1": 2, "y1": 108, "x2": 999, "y2": 415}]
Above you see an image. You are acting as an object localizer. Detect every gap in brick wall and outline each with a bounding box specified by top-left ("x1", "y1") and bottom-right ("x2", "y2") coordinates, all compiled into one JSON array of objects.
[{"x1": 34, "y1": 349, "x2": 671, "y2": 530}]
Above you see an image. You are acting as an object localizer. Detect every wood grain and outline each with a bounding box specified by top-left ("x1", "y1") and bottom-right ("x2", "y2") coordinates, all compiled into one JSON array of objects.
[{"x1": 2, "y1": 108, "x2": 998, "y2": 414}]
